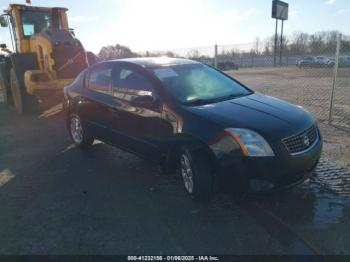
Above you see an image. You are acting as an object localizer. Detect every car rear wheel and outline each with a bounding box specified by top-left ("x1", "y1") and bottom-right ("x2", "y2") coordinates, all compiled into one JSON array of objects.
[
  {"x1": 69, "y1": 113, "x2": 94, "y2": 148},
  {"x1": 180, "y1": 148, "x2": 213, "y2": 201}
]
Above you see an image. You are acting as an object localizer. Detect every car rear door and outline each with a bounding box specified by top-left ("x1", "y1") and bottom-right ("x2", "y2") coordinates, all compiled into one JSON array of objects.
[{"x1": 107, "y1": 63, "x2": 163, "y2": 159}]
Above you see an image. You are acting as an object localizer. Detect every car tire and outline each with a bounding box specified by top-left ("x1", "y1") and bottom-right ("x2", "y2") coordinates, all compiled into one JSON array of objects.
[
  {"x1": 69, "y1": 113, "x2": 94, "y2": 148},
  {"x1": 180, "y1": 148, "x2": 213, "y2": 201}
]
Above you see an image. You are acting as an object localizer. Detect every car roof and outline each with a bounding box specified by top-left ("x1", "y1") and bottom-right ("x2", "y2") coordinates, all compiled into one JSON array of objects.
[{"x1": 108, "y1": 57, "x2": 200, "y2": 69}]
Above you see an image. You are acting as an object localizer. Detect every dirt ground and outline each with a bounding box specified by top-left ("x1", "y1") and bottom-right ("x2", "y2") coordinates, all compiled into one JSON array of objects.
[
  {"x1": 229, "y1": 67, "x2": 350, "y2": 169},
  {"x1": 1, "y1": 103, "x2": 350, "y2": 255}
]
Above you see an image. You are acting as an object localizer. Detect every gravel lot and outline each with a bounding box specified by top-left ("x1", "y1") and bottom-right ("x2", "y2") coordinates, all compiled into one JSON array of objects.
[
  {"x1": 1, "y1": 96, "x2": 350, "y2": 254},
  {"x1": 229, "y1": 67, "x2": 350, "y2": 170}
]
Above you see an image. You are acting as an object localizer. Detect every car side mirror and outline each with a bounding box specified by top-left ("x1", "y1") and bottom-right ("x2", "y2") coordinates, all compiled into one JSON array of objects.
[
  {"x1": 0, "y1": 43, "x2": 7, "y2": 49},
  {"x1": 131, "y1": 94, "x2": 158, "y2": 108},
  {"x1": 0, "y1": 16, "x2": 8, "y2": 27}
]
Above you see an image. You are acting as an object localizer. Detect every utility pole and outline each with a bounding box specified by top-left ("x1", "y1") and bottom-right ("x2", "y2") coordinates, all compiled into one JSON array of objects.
[
  {"x1": 274, "y1": 18, "x2": 278, "y2": 66},
  {"x1": 279, "y1": 20, "x2": 284, "y2": 65}
]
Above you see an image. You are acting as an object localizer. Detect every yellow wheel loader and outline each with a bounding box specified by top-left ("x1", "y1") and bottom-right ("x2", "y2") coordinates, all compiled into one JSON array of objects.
[{"x1": 0, "y1": 3, "x2": 97, "y2": 114}]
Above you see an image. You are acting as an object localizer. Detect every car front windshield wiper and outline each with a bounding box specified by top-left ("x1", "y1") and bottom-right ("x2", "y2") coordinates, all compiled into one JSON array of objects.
[
  {"x1": 183, "y1": 98, "x2": 214, "y2": 106},
  {"x1": 183, "y1": 92, "x2": 249, "y2": 106},
  {"x1": 215, "y1": 92, "x2": 248, "y2": 101}
]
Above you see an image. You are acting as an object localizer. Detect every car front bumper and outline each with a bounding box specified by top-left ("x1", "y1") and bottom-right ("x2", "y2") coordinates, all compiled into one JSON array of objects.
[{"x1": 217, "y1": 138, "x2": 322, "y2": 192}]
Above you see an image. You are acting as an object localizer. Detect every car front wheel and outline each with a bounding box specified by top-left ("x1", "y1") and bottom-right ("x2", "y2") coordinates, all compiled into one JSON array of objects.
[
  {"x1": 69, "y1": 113, "x2": 94, "y2": 148},
  {"x1": 180, "y1": 148, "x2": 213, "y2": 201}
]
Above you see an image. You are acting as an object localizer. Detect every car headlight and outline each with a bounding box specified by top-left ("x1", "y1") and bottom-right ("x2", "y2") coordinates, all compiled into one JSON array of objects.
[{"x1": 225, "y1": 128, "x2": 275, "y2": 157}]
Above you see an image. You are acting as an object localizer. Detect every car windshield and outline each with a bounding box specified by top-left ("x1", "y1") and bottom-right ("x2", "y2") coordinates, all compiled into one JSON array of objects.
[{"x1": 152, "y1": 64, "x2": 251, "y2": 105}]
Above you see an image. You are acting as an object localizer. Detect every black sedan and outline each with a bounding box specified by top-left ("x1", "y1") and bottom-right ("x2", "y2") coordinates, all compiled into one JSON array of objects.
[{"x1": 63, "y1": 57, "x2": 322, "y2": 201}]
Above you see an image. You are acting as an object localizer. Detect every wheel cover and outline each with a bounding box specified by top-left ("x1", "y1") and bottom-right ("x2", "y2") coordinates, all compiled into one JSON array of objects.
[
  {"x1": 70, "y1": 115, "x2": 83, "y2": 144},
  {"x1": 181, "y1": 154, "x2": 194, "y2": 194}
]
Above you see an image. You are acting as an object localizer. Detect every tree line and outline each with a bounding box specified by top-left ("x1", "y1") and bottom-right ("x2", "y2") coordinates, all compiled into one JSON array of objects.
[
  {"x1": 97, "y1": 31, "x2": 350, "y2": 61},
  {"x1": 257, "y1": 30, "x2": 350, "y2": 56}
]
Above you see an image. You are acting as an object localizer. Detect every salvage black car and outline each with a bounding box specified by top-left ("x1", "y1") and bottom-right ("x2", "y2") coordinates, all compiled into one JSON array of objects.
[{"x1": 63, "y1": 57, "x2": 322, "y2": 200}]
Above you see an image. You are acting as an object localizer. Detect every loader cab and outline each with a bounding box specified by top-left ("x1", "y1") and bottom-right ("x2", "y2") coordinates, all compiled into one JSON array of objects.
[
  {"x1": 21, "y1": 9, "x2": 52, "y2": 37},
  {"x1": 1, "y1": 4, "x2": 69, "y2": 53},
  {"x1": 20, "y1": 7, "x2": 68, "y2": 36}
]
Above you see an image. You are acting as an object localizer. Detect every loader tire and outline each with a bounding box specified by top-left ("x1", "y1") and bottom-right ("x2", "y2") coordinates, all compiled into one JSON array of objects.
[
  {"x1": 0, "y1": 74, "x2": 12, "y2": 104},
  {"x1": 10, "y1": 69, "x2": 38, "y2": 114}
]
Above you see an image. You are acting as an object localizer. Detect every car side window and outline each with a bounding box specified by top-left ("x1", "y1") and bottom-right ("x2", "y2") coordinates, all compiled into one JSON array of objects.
[
  {"x1": 87, "y1": 65, "x2": 112, "y2": 94},
  {"x1": 112, "y1": 67, "x2": 153, "y2": 100}
]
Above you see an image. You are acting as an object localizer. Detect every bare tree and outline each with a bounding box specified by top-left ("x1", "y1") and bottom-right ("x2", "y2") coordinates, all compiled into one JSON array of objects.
[
  {"x1": 254, "y1": 37, "x2": 261, "y2": 55},
  {"x1": 309, "y1": 33, "x2": 325, "y2": 54},
  {"x1": 98, "y1": 44, "x2": 140, "y2": 61},
  {"x1": 187, "y1": 49, "x2": 201, "y2": 59},
  {"x1": 288, "y1": 32, "x2": 309, "y2": 55}
]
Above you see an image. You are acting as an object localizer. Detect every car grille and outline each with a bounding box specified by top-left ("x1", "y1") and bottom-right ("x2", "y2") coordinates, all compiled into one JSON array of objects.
[{"x1": 282, "y1": 125, "x2": 319, "y2": 155}]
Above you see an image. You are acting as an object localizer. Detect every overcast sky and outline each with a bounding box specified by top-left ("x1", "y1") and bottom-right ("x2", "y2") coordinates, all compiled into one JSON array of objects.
[{"x1": 0, "y1": 0, "x2": 349, "y2": 53}]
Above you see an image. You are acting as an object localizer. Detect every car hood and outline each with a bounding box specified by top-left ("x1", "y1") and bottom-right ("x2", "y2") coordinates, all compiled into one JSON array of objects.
[{"x1": 184, "y1": 93, "x2": 314, "y2": 140}]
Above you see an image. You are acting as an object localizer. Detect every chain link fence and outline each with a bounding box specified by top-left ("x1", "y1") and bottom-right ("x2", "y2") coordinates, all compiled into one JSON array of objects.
[
  {"x1": 1, "y1": 34, "x2": 349, "y2": 131},
  {"x1": 145, "y1": 34, "x2": 350, "y2": 131}
]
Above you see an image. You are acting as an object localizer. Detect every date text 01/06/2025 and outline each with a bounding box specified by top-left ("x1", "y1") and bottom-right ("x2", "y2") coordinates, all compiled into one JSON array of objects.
[{"x1": 127, "y1": 256, "x2": 220, "y2": 261}]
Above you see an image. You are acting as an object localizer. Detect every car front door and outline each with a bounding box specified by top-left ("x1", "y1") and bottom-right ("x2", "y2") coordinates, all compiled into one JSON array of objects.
[
  {"x1": 108, "y1": 64, "x2": 163, "y2": 159},
  {"x1": 79, "y1": 63, "x2": 114, "y2": 140}
]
